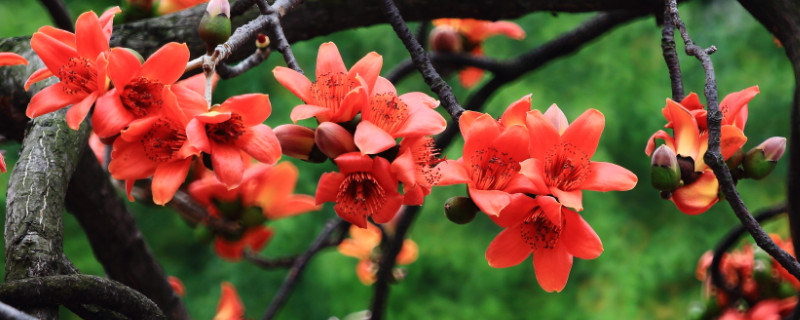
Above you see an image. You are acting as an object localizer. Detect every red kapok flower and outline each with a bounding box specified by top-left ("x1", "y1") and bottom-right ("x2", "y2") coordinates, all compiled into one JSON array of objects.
[
  {"x1": 645, "y1": 88, "x2": 754, "y2": 214},
  {"x1": 0, "y1": 53, "x2": 28, "y2": 66},
  {"x1": 214, "y1": 282, "x2": 245, "y2": 320},
  {"x1": 108, "y1": 87, "x2": 203, "y2": 205},
  {"x1": 436, "y1": 109, "x2": 542, "y2": 216},
  {"x1": 338, "y1": 223, "x2": 418, "y2": 285},
  {"x1": 273, "y1": 42, "x2": 382, "y2": 123},
  {"x1": 391, "y1": 136, "x2": 442, "y2": 205},
  {"x1": 315, "y1": 152, "x2": 403, "y2": 228},
  {"x1": 186, "y1": 93, "x2": 281, "y2": 188},
  {"x1": 353, "y1": 77, "x2": 444, "y2": 155},
  {"x1": 92, "y1": 43, "x2": 191, "y2": 138},
  {"x1": 522, "y1": 105, "x2": 637, "y2": 211},
  {"x1": 485, "y1": 195, "x2": 602, "y2": 292},
  {"x1": 157, "y1": 0, "x2": 209, "y2": 15},
  {"x1": 431, "y1": 18, "x2": 525, "y2": 88},
  {"x1": 26, "y1": 7, "x2": 120, "y2": 129}
]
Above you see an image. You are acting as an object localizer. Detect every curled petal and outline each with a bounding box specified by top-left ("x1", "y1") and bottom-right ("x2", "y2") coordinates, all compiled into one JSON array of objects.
[{"x1": 671, "y1": 171, "x2": 719, "y2": 215}]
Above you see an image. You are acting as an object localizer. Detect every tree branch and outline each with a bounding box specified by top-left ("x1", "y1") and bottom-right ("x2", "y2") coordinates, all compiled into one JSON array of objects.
[
  {"x1": 0, "y1": 275, "x2": 165, "y2": 320},
  {"x1": 37, "y1": 0, "x2": 73, "y2": 32},
  {"x1": 660, "y1": 0, "x2": 683, "y2": 101},
  {"x1": 0, "y1": 302, "x2": 36, "y2": 320},
  {"x1": 379, "y1": 0, "x2": 463, "y2": 121},
  {"x1": 369, "y1": 206, "x2": 420, "y2": 320},
  {"x1": 260, "y1": 218, "x2": 349, "y2": 320}
]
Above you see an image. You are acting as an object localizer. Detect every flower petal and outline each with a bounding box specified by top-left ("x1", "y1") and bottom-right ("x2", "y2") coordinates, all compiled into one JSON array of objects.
[
  {"x1": 560, "y1": 108, "x2": 604, "y2": 158},
  {"x1": 25, "y1": 68, "x2": 54, "y2": 90},
  {"x1": 580, "y1": 161, "x2": 638, "y2": 192},
  {"x1": 720, "y1": 125, "x2": 747, "y2": 161},
  {"x1": 395, "y1": 104, "x2": 447, "y2": 137},
  {"x1": 562, "y1": 209, "x2": 603, "y2": 259},
  {"x1": 237, "y1": 125, "x2": 281, "y2": 165},
  {"x1": 644, "y1": 130, "x2": 675, "y2": 156},
  {"x1": 75, "y1": 11, "x2": 108, "y2": 59},
  {"x1": 151, "y1": 158, "x2": 192, "y2": 205},
  {"x1": 273, "y1": 66, "x2": 312, "y2": 103},
  {"x1": 107, "y1": 47, "x2": 142, "y2": 89},
  {"x1": 26, "y1": 83, "x2": 83, "y2": 118},
  {"x1": 434, "y1": 159, "x2": 471, "y2": 185},
  {"x1": 499, "y1": 94, "x2": 531, "y2": 128},
  {"x1": 140, "y1": 42, "x2": 189, "y2": 85},
  {"x1": 316, "y1": 172, "x2": 345, "y2": 205},
  {"x1": 30, "y1": 32, "x2": 78, "y2": 78},
  {"x1": 485, "y1": 225, "x2": 531, "y2": 268},
  {"x1": 550, "y1": 188, "x2": 583, "y2": 212},
  {"x1": 354, "y1": 121, "x2": 396, "y2": 155},
  {"x1": 65, "y1": 92, "x2": 97, "y2": 129},
  {"x1": 316, "y1": 42, "x2": 347, "y2": 79},
  {"x1": 458, "y1": 66, "x2": 483, "y2": 88},
  {"x1": 289, "y1": 104, "x2": 328, "y2": 123},
  {"x1": 371, "y1": 193, "x2": 404, "y2": 224},
  {"x1": 671, "y1": 170, "x2": 719, "y2": 215},
  {"x1": 544, "y1": 104, "x2": 569, "y2": 135},
  {"x1": 186, "y1": 118, "x2": 211, "y2": 153},
  {"x1": 220, "y1": 93, "x2": 271, "y2": 126},
  {"x1": 349, "y1": 52, "x2": 383, "y2": 93},
  {"x1": 211, "y1": 142, "x2": 244, "y2": 189},
  {"x1": 533, "y1": 242, "x2": 573, "y2": 292},
  {"x1": 525, "y1": 110, "x2": 559, "y2": 160},
  {"x1": 665, "y1": 99, "x2": 701, "y2": 160},
  {"x1": 468, "y1": 188, "x2": 511, "y2": 216},
  {"x1": 719, "y1": 86, "x2": 759, "y2": 129},
  {"x1": 0, "y1": 53, "x2": 28, "y2": 66}
]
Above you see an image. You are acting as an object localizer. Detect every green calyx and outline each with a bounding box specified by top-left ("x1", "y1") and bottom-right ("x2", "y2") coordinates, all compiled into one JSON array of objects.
[{"x1": 198, "y1": 13, "x2": 231, "y2": 52}]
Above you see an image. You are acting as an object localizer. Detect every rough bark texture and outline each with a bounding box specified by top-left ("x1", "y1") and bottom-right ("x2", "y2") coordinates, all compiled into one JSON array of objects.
[
  {"x1": 65, "y1": 151, "x2": 189, "y2": 320},
  {"x1": 4, "y1": 108, "x2": 87, "y2": 319}
]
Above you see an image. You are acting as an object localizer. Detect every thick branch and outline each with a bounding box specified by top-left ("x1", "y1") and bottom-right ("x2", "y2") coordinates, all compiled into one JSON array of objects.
[
  {"x1": 4, "y1": 107, "x2": 87, "y2": 319},
  {"x1": 65, "y1": 151, "x2": 189, "y2": 320},
  {"x1": 37, "y1": 0, "x2": 73, "y2": 32},
  {"x1": 369, "y1": 206, "x2": 420, "y2": 320},
  {"x1": 0, "y1": 275, "x2": 165, "y2": 319}
]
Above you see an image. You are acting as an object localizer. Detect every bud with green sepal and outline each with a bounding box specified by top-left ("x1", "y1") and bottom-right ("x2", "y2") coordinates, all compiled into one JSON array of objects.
[
  {"x1": 444, "y1": 196, "x2": 479, "y2": 224},
  {"x1": 198, "y1": 0, "x2": 231, "y2": 53},
  {"x1": 743, "y1": 136, "x2": 786, "y2": 180},
  {"x1": 650, "y1": 145, "x2": 682, "y2": 191}
]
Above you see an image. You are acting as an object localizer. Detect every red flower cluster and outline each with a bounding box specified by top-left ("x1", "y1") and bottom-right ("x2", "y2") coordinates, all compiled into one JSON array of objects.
[
  {"x1": 23, "y1": 7, "x2": 282, "y2": 206},
  {"x1": 437, "y1": 96, "x2": 637, "y2": 292},
  {"x1": 274, "y1": 42, "x2": 447, "y2": 228}
]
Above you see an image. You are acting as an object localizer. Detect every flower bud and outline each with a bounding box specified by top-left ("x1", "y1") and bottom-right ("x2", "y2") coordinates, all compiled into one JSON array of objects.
[
  {"x1": 429, "y1": 26, "x2": 463, "y2": 53},
  {"x1": 444, "y1": 196, "x2": 479, "y2": 224},
  {"x1": 198, "y1": 0, "x2": 231, "y2": 52},
  {"x1": 743, "y1": 137, "x2": 786, "y2": 180},
  {"x1": 274, "y1": 124, "x2": 320, "y2": 161},
  {"x1": 650, "y1": 145, "x2": 682, "y2": 191},
  {"x1": 256, "y1": 33, "x2": 270, "y2": 49},
  {"x1": 315, "y1": 122, "x2": 357, "y2": 159}
]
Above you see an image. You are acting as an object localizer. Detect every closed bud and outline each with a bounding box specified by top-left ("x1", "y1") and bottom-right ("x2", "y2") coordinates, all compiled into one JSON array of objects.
[
  {"x1": 315, "y1": 122, "x2": 357, "y2": 159},
  {"x1": 650, "y1": 145, "x2": 682, "y2": 191},
  {"x1": 274, "y1": 124, "x2": 324, "y2": 162},
  {"x1": 743, "y1": 137, "x2": 786, "y2": 180},
  {"x1": 198, "y1": 0, "x2": 231, "y2": 52},
  {"x1": 256, "y1": 33, "x2": 270, "y2": 49},
  {"x1": 444, "y1": 196, "x2": 479, "y2": 224},
  {"x1": 429, "y1": 26, "x2": 463, "y2": 53}
]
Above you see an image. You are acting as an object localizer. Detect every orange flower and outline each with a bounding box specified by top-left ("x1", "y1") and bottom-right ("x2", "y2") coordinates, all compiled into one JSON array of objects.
[
  {"x1": 214, "y1": 282, "x2": 245, "y2": 320},
  {"x1": 353, "y1": 77, "x2": 444, "y2": 154},
  {"x1": 431, "y1": 18, "x2": 525, "y2": 88},
  {"x1": 338, "y1": 223, "x2": 418, "y2": 285},
  {"x1": 769, "y1": 234, "x2": 800, "y2": 290},
  {"x1": 186, "y1": 94, "x2": 281, "y2": 188},
  {"x1": 521, "y1": 105, "x2": 637, "y2": 211},
  {"x1": 167, "y1": 276, "x2": 185, "y2": 297},
  {"x1": 435, "y1": 106, "x2": 543, "y2": 216},
  {"x1": 391, "y1": 136, "x2": 442, "y2": 205},
  {"x1": 214, "y1": 226, "x2": 274, "y2": 261},
  {"x1": 0, "y1": 53, "x2": 28, "y2": 66},
  {"x1": 718, "y1": 298, "x2": 797, "y2": 320},
  {"x1": 92, "y1": 43, "x2": 191, "y2": 138},
  {"x1": 485, "y1": 195, "x2": 602, "y2": 292},
  {"x1": 108, "y1": 87, "x2": 203, "y2": 205},
  {"x1": 645, "y1": 87, "x2": 756, "y2": 214},
  {"x1": 273, "y1": 42, "x2": 382, "y2": 123},
  {"x1": 26, "y1": 7, "x2": 120, "y2": 129},
  {"x1": 315, "y1": 152, "x2": 403, "y2": 228}
]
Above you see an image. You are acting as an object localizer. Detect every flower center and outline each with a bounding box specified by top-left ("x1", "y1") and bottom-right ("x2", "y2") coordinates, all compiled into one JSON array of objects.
[
  {"x1": 365, "y1": 93, "x2": 409, "y2": 135},
  {"x1": 544, "y1": 143, "x2": 591, "y2": 191},
  {"x1": 58, "y1": 57, "x2": 98, "y2": 95},
  {"x1": 336, "y1": 172, "x2": 386, "y2": 220},
  {"x1": 141, "y1": 119, "x2": 187, "y2": 162},
  {"x1": 206, "y1": 113, "x2": 245, "y2": 144},
  {"x1": 311, "y1": 72, "x2": 356, "y2": 115},
  {"x1": 468, "y1": 147, "x2": 521, "y2": 190},
  {"x1": 410, "y1": 137, "x2": 443, "y2": 186},
  {"x1": 519, "y1": 209, "x2": 563, "y2": 250},
  {"x1": 121, "y1": 77, "x2": 164, "y2": 118}
]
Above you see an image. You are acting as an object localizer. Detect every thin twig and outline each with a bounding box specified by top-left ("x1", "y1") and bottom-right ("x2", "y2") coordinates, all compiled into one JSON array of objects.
[
  {"x1": 244, "y1": 252, "x2": 298, "y2": 269},
  {"x1": 217, "y1": 47, "x2": 273, "y2": 79},
  {"x1": 38, "y1": 0, "x2": 73, "y2": 32},
  {"x1": 660, "y1": 0, "x2": 684, "y2": 101},
  {"x1": 261, "y1": 219, "x2": 349, "y2": 320},
  {"x1": 666, "y1": 0, "x2": 800, "y2": 283},
  {"x1": 378, "y1": 0, "x2": 463, "y2": 122},
  {"x1": 709, "y1": 203, "x2": 787, "y2": 308},
  {"x1": 369, "y1": 206, "x2": 420, "y2": 320}
]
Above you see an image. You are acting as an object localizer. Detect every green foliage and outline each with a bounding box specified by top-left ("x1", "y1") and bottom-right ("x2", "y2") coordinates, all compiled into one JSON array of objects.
[{"x1": 0, "y1": 1, "x2": 794, "y2": 319}]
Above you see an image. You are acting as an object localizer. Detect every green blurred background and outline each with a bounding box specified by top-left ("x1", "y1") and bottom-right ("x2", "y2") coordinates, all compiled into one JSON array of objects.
[{"x1": 0, "y1": 0, "x2": 794, "y2": 319}]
